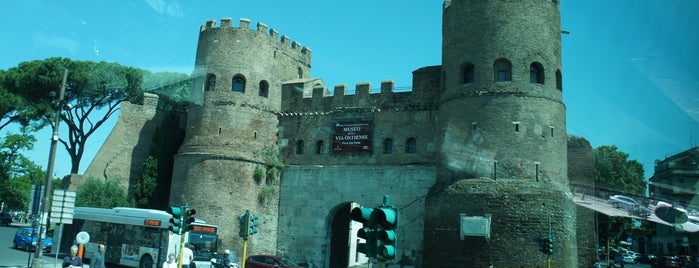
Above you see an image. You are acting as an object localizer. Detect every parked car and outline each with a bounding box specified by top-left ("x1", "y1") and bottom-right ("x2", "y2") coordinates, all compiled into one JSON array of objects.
[
  {"x1": 608, "y1": 195, "x2": 640, "y2": 210},
  {"x1": 12, "y1": 227, "x2": 52, "y2": 253},
  {"x1": 0, "y1": 212, "x2": 12, "y2": 226},
  {"x1": 650, "y1": 256, "x2": 680, "y2": 268},
  {"x1": 245, "y1": 255, "x2": 301, "y2": 268}
]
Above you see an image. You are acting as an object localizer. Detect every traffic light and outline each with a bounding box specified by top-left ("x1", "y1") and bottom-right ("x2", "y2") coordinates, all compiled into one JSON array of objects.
[
  {"x1": 545, "y1": 237, "x2": 554, "y2": 255},
  {"x1": 539, "y1": 237, "x2": 554, "y2": 254},
  {"x1": 373, "y1": 206, "x2": 398, "y2": 260},
  {"x1": 167, "y1": 206, "x2": 184, "y2": 234},
  {"x1": 351, "y1": 207, "x2": 377, "y2": 258},
  {"x1": 184, "y1": 208, "x2": 196, "y2": 232},
  {"x1": 237, "y1": 212, "x2": 248, "y2": 238},
  {"x1": 350, "y1": 196, "x2": 399, "y2": 262},
  {"x1": 247, "y1": 212, "x2": 259, "y2": 236}
]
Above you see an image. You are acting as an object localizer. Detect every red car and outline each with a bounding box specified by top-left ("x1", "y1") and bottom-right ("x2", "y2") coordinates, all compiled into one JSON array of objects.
[{"x1": 245, "y1": 255, "x2": 300, "y2": 268}]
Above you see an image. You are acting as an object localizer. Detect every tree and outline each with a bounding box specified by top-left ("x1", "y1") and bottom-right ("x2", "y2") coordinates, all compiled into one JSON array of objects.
[
  {"x1": 594, "y1": 145, "x2": 646, "y2": 197},
  {"x1": 2, "y1": 58, "x2": 144, "y2": 175},
  {"x1": 134, "y1": 156, "x2": 158, "y2": 208},
  {"x1": 75, "y1": 177, "x2": 130, "y2": 208},
  {"x1": 0, "y1": 70, "x2": 39, "y2": 132},
  {"x1": 593, "y1": 145, "x2": 649, "y2": 250}
]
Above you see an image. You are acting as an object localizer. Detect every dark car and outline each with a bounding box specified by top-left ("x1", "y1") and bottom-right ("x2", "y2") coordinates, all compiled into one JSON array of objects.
[
  {"x1": 12, "y1": 227, "x2": 52, "y2": 253},
  {"x1": 650, "y1": 256, "x2": 680, "y2": 268},
  {"x1": 0, "y1": 212, "x2": 12, "y2": 226},
  {"x1": 245, "y1": 255, "x2": 300, "y2": 268}
]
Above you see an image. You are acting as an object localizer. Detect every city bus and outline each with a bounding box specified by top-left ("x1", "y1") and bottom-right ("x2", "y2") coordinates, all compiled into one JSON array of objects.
[{"x1": 60, "y1": 207, "x2": 219, "y2": 268}]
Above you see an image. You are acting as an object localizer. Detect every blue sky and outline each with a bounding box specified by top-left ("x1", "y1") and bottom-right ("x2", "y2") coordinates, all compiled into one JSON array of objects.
[{"x1": 1, "y1": 0, "x2": 697, "y2": 180}]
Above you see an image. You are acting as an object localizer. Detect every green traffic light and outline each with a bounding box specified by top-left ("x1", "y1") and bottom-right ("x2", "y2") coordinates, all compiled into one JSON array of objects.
[
  {"x1": 238, "y1": 213, "x2": 248, "y2": 238},
  {"x1": 167, "y1": 206, "x2": 184, "y2": 234},
  {"x1": 372, "y1": 207, "x2": 397, "y2": 230},
  {"x1": 248, "y1": 213, "x2": 259, "y2": 235}
]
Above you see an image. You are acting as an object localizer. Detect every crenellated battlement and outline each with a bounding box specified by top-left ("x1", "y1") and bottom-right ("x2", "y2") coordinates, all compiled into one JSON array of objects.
[
  {"x1": 200, "y1": 18, "x2": 312, "y2": 56},
  {"x1": 280, "y1": 80, "x2": 439, "y2": 116}
]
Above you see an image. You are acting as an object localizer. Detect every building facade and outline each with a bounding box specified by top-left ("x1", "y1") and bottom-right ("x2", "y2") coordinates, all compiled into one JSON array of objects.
[
  {"x1": 85, "y1": 1, "x2": 577, "y2": 267},
  {"x1": 649, "y1": 147, "x2": 699, "y2": 256}
]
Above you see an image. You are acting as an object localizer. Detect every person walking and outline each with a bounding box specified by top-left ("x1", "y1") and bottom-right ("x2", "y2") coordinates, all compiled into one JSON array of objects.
[
  {"x1": 63, "y1": 245, "x2": 83, "y2": 268},
  {"x1": 163, "y1": 253, "x2": 177, "y2": 268},
  {"x1": 91, "y1": 244, "x2": 106, "y2": 268},
  {"x1": 181, "y1": 243, "x2": 194, "y2": 268}
]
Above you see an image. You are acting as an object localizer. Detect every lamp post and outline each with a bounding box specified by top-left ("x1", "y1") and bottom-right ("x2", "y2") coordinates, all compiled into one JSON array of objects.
[{"x1": 32, "y1": 69, "x2": 68, "y2": 268}]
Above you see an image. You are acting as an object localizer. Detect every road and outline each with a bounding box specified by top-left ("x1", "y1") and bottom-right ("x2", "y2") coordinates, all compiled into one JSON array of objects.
[{"x1": 0, "y1": 223, "x2": 86, "y2": 268}]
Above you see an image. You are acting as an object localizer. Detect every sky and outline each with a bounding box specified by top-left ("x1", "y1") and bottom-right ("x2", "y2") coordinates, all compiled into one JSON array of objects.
[{"x1": 1, "y1": 0, "x2": 697, "y2": 181}]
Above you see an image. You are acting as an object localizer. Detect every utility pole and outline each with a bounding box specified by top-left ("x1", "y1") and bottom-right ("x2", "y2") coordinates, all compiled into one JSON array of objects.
[{"x1": 32, "y1": 69, "x2": 68, "y2": 268}]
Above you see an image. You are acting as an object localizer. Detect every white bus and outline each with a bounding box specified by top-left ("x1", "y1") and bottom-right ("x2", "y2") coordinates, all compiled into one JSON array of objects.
[{"x1": 60, "y1": 207, "x2": 219, "y2": 268}]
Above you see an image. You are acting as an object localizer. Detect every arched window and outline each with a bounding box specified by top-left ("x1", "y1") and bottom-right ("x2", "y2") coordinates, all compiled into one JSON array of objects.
[
  {"x1": 232, "y1": 75, "x2": 246, "y2": 93},
  {"x1": 259, "y1": 80, "x2": 269, "y2": 97},
  {"x1": 205, "y1": 74, "x2": 216, "y2": 91},
  {"x1": 315, "y1": 140, "x2": 324, "y2": 154},
  {"x1": 462, "y1": 62, "x2": 475, "y2": 84},
  {"x1": 405, "y1": 137, "x2": 417, "y2": 153},
  {"x1": 297, "y1": 67, "x2": 303, "y2": 79},
  {"x1": 295, "y1": 140, "x2": 304, "y2": 154},
  {"x1": 529, "y1": 62, "x2": 545, "y2": 84},
  {"x1": 493, "y1": 58, "x2": 512, "y2": 82},
  {"x1": 556, "y1": 69, "x2": 562, "y2": 91},
  {"x1": 383, "y1": 138, "x2": 393, "y2": 154}
]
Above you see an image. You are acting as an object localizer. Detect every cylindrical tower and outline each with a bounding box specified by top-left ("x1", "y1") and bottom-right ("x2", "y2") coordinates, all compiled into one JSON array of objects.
[
  {"x1": 438, "y1": 0, "x2": 565, "y2": 183},
  {"x1": 170, "y1": 18, "x2": 311, "y2": 255},
  {"x1": 425, "y1": 0, "x2": 576, "y2": 267}
]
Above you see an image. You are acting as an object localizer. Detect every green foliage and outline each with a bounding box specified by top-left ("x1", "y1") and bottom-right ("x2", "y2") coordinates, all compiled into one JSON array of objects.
[
  {"x1": 2, "y1": 57, "x2": 145, "y2": 174},
  {"x1": 143, "y1": 111, "x2": 185, "y2": 210},
  {"x1": 593, "y1": 145, "x2": 649, "y2": 247},
  {"x1": 141, "y1": 71, "x2": 191, "y2": 111},
  {"x1": 0, "y1": 70, "x2": 36, "y2": 132},
  {"x1": 253, "y1": 167, "x2": 265, "y2": 185},
  {"x1": 134, "y1": 156, "x2": 158, "y2": 208},
  {"x1": 594, "y1": 145, "x2": 646, "y2": 197},
  {"x1": 263, "y1": 151, "x2": 284, "y2": 185},
  {"x1": 258, "y1": 186, "x2": 275, "y2": 204},
  {"x1": 75, "y1": 177, "x2": 130, "y2": 208}
]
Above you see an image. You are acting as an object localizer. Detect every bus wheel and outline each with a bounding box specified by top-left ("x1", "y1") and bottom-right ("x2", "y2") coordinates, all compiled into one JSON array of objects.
[{"x1": 139, "y1": 255, "x2": 154, "y2": 268}]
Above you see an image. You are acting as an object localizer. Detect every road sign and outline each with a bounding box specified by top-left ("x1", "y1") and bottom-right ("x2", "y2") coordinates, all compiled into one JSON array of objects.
[{"x1": 51, "y1": 190, "x2": 76, "y2": 224}]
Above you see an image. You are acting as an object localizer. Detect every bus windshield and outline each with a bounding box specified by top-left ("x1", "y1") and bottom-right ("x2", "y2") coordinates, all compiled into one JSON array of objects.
[{"x1": 189, "y1": 231, "x2": 218, "y2": 261}]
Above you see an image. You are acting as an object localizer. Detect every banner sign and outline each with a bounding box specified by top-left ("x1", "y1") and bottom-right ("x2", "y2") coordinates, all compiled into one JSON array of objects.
[{"x1": 332, "y1": 121, "x2": 372, "y2": 153}]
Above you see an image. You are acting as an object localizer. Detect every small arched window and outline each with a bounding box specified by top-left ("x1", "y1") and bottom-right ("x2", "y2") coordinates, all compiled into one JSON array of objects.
[
  {"x1": 297, "y1": 67, "x2": 303, "y2": 79},
  {"x1": 232, "y1": 75, "x2": 246, "y2": 93},
  {"x1": 529, "y1": 62, "x2": 545, "y2": 84},
  {"x1": 556, "y1": 69, "x2": 562, "y2": 91},
  {"x1": 405, "y1": 137, "x2": 417, "y2": 153},
  {"x1": 493, "y1": 58, "x2": 512, "y2": 82},
  {"x1": 315, "y1": 140, "x2": 324, "y2": 154},
  {"x1": 205, "y1": 74, "x2": 216, "y2": 91},
  {"x1": 462, "y1": 62, "x2": 475, "y2": 84},
  {"x1": 295, "y1": 140, "x2": 304, "y2": 154},
  {"x1": 259, "y1": 80, "x2": 269, "y2": 97},
  {"x1": 383, "y1": 138, "x2": 393, "y2": 154}
]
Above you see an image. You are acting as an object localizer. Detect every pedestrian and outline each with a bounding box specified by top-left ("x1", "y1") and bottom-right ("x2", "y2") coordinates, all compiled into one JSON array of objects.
[
  {"x1": 163, "y1": 253, "x2": 177, "y2": 268},
  {"x1": 181, "y1": 243, "x2": 194, "y2": 268},
  {"x1": 222, "y1": 250, "x2": 232, "y2": 268},
  {"x1": 63, "y1": 245, "x2": 83, "y2": 268},
  {"x1": 91, "y1": 244, "x2": 106, "y2": 268}
]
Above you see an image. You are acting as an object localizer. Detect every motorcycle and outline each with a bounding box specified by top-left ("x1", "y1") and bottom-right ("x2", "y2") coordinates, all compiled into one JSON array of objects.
[{"x1": 210, "y1": 254, "x2": 237, "y2": 268}]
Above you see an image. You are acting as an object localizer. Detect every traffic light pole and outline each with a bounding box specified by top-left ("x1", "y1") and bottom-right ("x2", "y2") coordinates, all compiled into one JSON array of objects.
[
  {"x1": 32, "y1": 69, "x2": 68, "y2": 268},
  {"x1": 178, "y1": 231, "x2": 185, "y2": 268}
]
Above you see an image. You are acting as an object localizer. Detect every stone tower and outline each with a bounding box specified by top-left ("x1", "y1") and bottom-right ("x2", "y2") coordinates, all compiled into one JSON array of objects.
[
  {"x1": 168, "y1": 18, "x2": 312, "y2": 254},
  {"x1": 423, "y1": 0, "x2": 576, "y2": 267}
]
